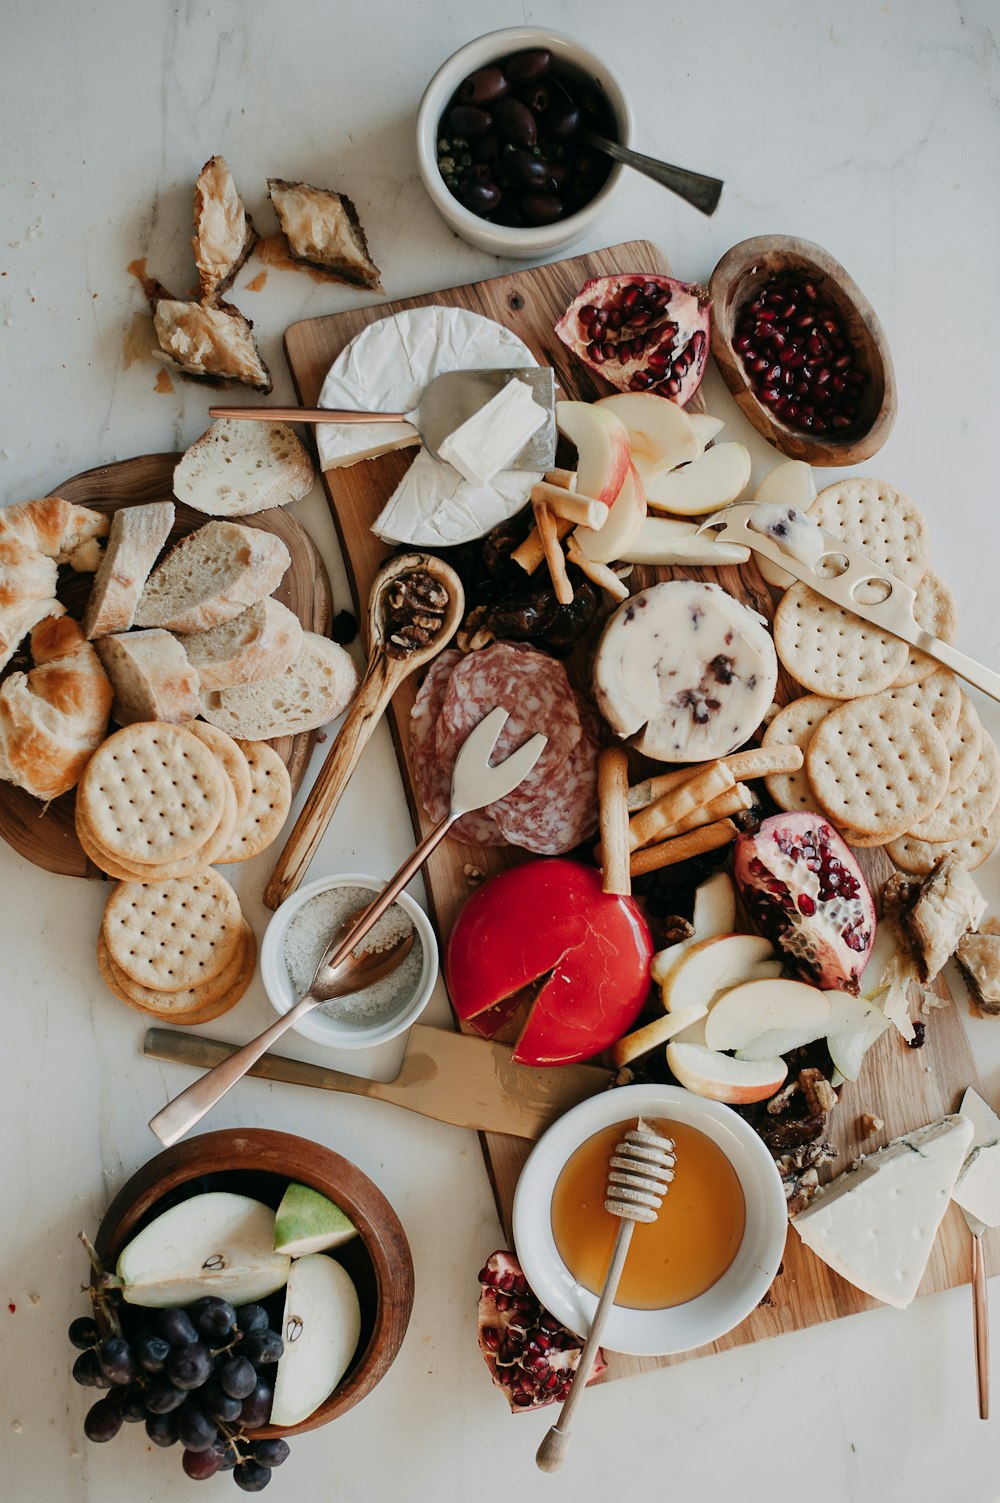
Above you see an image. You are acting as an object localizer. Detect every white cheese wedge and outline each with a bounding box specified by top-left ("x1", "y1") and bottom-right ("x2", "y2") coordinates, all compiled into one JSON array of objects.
[
  {"x1": 953, "y1": 1091, "x2": 1000, "y2": 1227},
  {"x1": 791, "y1": 1114, "x2": 974, "y2": 1308},
  {"x1": 592, "y1": 580, "x2": 778, "y2": 763},
  {"x1": 372, "y1": 449, "x2": 540, "y2": 547},
  {"x1": 437, "y1": 378, "x2": 546, "y2": 487}
]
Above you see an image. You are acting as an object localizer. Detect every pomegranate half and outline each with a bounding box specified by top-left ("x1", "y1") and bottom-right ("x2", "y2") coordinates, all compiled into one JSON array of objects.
[
  {"x1": 733, "y1": 812, "x2": 876, "y2": 994},
  {"x1": 554, "y1": 273, "x2": 710, "y2": 404}
]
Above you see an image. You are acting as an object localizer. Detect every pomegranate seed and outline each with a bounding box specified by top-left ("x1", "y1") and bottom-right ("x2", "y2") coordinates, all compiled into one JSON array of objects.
[
  {"x1": 756, "y1": 308, "x2": 777, "y2": 323},
  {"x1": 760, "y1": 386, "x2": 781, "y2": 404},
  {"x1": 577, "y1": 305, "x2": 597, "y2": 328},
  {"x1": 832, "y1": 414, "x2": 852, "y2": 428},
  {"x1": 735, "y1": 334, "x2": 752, "y2": 353},
  {"x1": 629, "y1": 372, "x2": 653, "y2": 390},
  {"x1": 622, "y1": 286, "x2": 641, "y2": 309},
  {"x1": 664, "y1": 377, "x2": 682, "y2": 395},
  {"x1": 771, "y1": 331, "x2": 787, "y2": 352}
]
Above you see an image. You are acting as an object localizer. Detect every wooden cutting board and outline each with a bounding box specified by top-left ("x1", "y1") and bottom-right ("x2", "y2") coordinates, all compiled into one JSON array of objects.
[
  {"x1": 283, "y1": 242, "x2": 997, "y2": 1380},
  {"x1": 0, "y1": 455, "x2": 332, "y2": 878}
]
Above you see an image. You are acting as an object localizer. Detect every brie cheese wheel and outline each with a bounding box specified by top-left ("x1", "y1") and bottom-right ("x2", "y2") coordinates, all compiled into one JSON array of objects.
[
  {"x1": 593, "y1": 580, "x2": 778, "y2": 762},
  {"x1": 792, "y1": 1114, "x2": 974, "y2": 1308}
]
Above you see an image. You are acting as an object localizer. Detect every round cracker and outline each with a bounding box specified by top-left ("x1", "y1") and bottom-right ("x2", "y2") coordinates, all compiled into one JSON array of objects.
[
  {"x1": 805, "y1": 692, "x2": 951, "y2": 838},
  {"x1": 188, "y1": 721, "x2": 253, "y2": 826},
  {"x1": 808, "y1": 479, "x2": 930, "y2": 601},
  {"x1": 762, "y1": 695, "x2": 839, "y2": 811},
  {"x1": 944, "y1": 693, "x2": 983, "y2": 793},
  {"x1": 78, "y1": 722, "x2": 227, "y2": 864},
  {"x1": 97, "y1": 922, "x2": 255, "y2": 1023},
  {"x1": 886, "y1": 798, "x2": 1000, "y2": 875},
  {"x1": 103, "y1": 869, "x2": 243, "y2": 990},
  {"x1": 773, "y1": 583, "x2": 909, "y2": 699},
  {"x1": 880, "y1": 669, "x2": 961, "y2": 738},
  {"x1": 893, "y1": 569, "x2": 959, "y2": 686},
  {"x1": 218, "y1": 741, "x2": 292, "y2": 863},
  {"x1": 77, "y1": 775, "x2": 238, "y2": 882},
  {"x1": 905, "y1": 734, "x2": 1000, "y2": 844}
]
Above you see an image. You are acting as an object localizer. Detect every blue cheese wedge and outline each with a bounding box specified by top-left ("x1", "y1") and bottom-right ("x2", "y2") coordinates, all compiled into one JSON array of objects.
[
  {"x1": 593, "y1": 580, "x2": 778, "y2": 763},
  {"x1": 792, "y1": 1114, "x2": 974, "y2": 1308}
]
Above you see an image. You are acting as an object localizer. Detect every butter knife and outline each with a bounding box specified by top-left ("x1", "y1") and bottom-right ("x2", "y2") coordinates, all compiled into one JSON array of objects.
[
  {"x1": 698, "y1": 502, "x2": 1000, "y2": 705},
  {"x1": 143, "y1": 1025, "x2": 611, "y2": 1140}
]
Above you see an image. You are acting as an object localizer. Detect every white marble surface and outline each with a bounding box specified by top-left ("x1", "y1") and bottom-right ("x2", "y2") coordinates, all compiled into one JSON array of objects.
[{"x1": 2, "y1": 2, "x2": 1000, "y2": 1499}]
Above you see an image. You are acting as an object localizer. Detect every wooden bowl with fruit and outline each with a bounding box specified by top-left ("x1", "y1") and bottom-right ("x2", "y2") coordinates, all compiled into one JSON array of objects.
[
  {"x1": 709, "y1": 234, "x2": 896, "y2": 465},
  {"x1": 71, "y1": 1129, "x2": 413, "y2": 1485}
]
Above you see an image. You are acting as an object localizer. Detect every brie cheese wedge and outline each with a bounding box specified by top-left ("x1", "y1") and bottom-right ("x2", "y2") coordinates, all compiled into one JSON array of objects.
[{"x1": 792, "y1": 1114, "x2": 974, "y2": 1308}]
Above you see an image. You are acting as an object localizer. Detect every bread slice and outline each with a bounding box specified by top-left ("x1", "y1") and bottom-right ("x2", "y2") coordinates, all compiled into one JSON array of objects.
[
  {"x1": 83, "y1": 501, "x2": 175, "y2": 639},
  {"x1": 95, "y1": 630, "x2": 200, "y2": 725},
  {"x1": 174, "y1": 420, "x2": 314, "y2": 517},
  {"x1": 135, "y1": 521, "x2": 291, "y2": 634},
  {"x1": 180, "y1": 597, "x2": 304, "y2": 689},
  {"x1": 199, "y1": 632, "x2": 358, "y2": 739}
]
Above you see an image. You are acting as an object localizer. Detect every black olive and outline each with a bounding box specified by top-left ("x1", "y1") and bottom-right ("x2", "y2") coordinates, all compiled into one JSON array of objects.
[
  {"x1": 504, "y1": 49, "x2": 552, "y2": 83},
  {"x1": 493, "y1": 97, "x2": 538, "y2": 148},
  {"x1": 457, "y1": 66, "x2": 510, "y2": 105},
  {"x1": 447, "y1": 105, "x2": 494, "y2": 140},
  {"x1": 507, "y1": 148, "x2": 556, "y2": 191},
  {"x1": 456, "y1": 178, "x2": 502, "y2": 214},
  {"x1": 521, "y1": 192, "x2": 564, "y2": 225}
]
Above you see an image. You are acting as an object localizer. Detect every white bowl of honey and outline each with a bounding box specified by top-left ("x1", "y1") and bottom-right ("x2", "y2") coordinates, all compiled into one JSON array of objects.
[{"x1": 512, "y1": 1084, "x2": 786, "y2": 1356}]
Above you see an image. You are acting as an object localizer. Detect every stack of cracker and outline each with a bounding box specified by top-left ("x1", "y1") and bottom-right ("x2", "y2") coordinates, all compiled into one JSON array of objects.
[
  {"x1": 75, "y1": 720, "x2": 292, "y2": 1019},
  {"x1": 765, "y1": 479, "x2": 1000, "y2": 875}
]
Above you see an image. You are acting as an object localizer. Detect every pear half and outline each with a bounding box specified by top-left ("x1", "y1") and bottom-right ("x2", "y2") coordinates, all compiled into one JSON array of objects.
[
  {"x1": 274, "y1": 1184, "x2": 357, "y2": 1257},
  {"x1": 270, "y1": 1255, "x2": 362, "y2": 1428},
  {"x1": 116, "y1": 1192, "x2": 291, "y2": 1307}
]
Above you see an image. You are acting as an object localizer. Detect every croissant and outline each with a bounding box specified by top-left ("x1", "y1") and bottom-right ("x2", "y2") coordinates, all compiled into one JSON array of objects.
[
  {"x1": 0, "y1": 497, "x2": 108, "y2": 670},
  {"x1": 0, "y1": 615, "x2": 113, "y2": 800}
]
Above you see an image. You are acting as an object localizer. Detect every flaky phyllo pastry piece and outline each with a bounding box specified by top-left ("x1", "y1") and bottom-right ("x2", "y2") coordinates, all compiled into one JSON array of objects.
[
  {"x1": 192, "y1": 154, "x2": 259, "y2": 299},
  {"x1": 267, "y1": 177, "x2": 383, "y2": 290},
  {"x1": 146, "y1": 278, "x2": 272, "y2": 393}
]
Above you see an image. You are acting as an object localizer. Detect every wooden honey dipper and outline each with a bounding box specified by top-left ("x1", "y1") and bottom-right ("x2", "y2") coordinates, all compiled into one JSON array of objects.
[{"x1": 536, "y1": 1118, "x2": 677, "y2": 1473}]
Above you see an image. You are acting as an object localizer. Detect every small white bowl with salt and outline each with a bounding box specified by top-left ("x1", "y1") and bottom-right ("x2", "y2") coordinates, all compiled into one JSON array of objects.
[{"x1": 260, "y1": 874, "x2": 439, "y2": 1064}]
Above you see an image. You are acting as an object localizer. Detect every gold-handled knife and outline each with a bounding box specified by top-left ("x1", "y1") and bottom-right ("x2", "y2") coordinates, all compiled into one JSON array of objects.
[
  {"x1": 953, "y1": 1088, "x2": 1000, "y2": 1419},
  {"x1": 143, "y1": 1025, "x2": 611, "y2": 1141}
]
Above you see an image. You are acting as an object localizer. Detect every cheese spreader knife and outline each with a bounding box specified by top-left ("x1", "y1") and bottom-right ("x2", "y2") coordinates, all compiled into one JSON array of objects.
[
  {"x1": 953, "y1": 1087, "x2": 1000, "y2": 1419},
  {"x1": 143, "y1": 1025, "x2": 611, "y2": 1140},
  {"x1": 698, "y1": 502, "x2": 1000, "y2": 705}
]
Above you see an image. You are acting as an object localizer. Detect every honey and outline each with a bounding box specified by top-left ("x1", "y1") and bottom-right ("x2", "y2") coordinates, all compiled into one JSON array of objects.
[{"x1": 550, "y1": 1118, "x2": 746, "y2": 1310}]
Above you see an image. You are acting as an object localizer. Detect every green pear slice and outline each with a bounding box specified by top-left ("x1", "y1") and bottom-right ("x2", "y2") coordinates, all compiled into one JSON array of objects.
[
  {"x1": 706, "y1": 977, "x2": 830, "y2": 1053},
  {"x1": 116, "y1": 1192, "x2": 291, "y2": 1307},
  {"x1": 270, "y1": 1255, "x2": 362, "y2": 1428},
  {"x1": 825, "y1": 995, "x2": 891, "y2": 1081},
  {"x1": 274, "y1": 1184, "x2": 357, "y2": 1256}
]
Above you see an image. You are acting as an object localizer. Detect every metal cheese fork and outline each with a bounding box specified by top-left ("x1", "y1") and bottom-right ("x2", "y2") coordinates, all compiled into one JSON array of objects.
[{"x1": 148, "y1": 707, "x2": 547, "y2": 1147}]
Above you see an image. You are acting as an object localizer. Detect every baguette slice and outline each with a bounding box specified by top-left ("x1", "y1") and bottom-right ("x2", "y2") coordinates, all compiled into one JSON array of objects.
[
  {"x1": 174, "y1": 419, "x2": 314, "y2": 517},
  {"x1": 135, "y1": 521, "x2": 291, "y2": 634},
  {"x1": 95, "y1": 629, "x2": 200, "y2": 725},
  {"x1": 83, "y1": 501, "x2": 175, "y2": 639},
  {"x1": 180, "y1": 598, "x2": 304, "y2": 690},
  {"x1": 199, "y1": 632, "x2": 358, "y2": 739}
]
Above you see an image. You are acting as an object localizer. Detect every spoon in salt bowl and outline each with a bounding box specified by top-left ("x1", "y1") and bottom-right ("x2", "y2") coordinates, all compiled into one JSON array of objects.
[{"x1": 535, "y1": 1119, "x2": 677, "y2": 1473}]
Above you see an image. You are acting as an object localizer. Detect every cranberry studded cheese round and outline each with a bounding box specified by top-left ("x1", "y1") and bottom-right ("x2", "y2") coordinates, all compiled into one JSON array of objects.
[{"x1": 593, "y1": 579, "x2": 778, "y2": 763}]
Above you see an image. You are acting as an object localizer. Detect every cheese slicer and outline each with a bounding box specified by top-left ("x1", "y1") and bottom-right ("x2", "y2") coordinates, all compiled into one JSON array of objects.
[
  {"x1": 953, "y1": 1087, "x2": 1000, "y2": 1419},
  {"x1": 209, "y1": 366, "x2": 557, "y2": 472},
  {"x1": 699, "y1": 502, "x2": 1000, "y2": 705}
]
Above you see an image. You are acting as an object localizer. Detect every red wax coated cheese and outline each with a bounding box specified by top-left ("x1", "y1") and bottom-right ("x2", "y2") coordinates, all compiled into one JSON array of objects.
[{"x1": 444, "y1": 859, "x2": 653, "y2": 1067}]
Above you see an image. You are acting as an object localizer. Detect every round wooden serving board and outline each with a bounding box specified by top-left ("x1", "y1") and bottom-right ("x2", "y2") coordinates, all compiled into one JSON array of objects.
[{"x1": 0, "y1": 453, "x2": 332, "y2": 878}]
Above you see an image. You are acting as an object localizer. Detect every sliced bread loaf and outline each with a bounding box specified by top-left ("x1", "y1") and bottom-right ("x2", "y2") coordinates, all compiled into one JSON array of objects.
[
  {"x1": 180, "y1": 597, "x2": 304, "y2": 689},
  {"x1": 135, "y1": 521, "x2": 291, "y2": 634},
  {"x1": 199, "y1": 632, "x2": 358, "y2": 739},
  {"x1": 83, "y1": 501, "x2": 175, "y2": 639},
  {"x1": 95, "y1": 629, "x2": 200, "y2": 725},
  {"x1": 174, "y1": 419, "x2": 314, "y2": 517}
]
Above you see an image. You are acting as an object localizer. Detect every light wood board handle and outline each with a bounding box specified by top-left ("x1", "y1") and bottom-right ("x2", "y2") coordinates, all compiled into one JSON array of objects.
[
  {"x1": 972, "y1": 1231, "x2": 990, "y2": 1420},
  {"x1": 264, "y1": 650, "x2": 402, "y2": 911}
]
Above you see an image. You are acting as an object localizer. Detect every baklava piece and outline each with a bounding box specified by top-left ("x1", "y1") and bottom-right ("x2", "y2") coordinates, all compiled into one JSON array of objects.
[
  {"x1": 192, "y1": 154, "x2": 258, "y2": 299},
  {"x1": 267, "y1": 177, "x2": 382, "y2": 290},
  {"x1": 148, "y1": 282, "x2": 272, "y2": 393}
]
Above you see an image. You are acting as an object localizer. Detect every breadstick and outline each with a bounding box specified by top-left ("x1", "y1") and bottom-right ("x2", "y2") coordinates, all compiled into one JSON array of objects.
[
  {"x1": 629, "y1": 820, "x2": 739, "y2": 876},
  {"x1": 532, "y1": 501, "x2": 574, "y2": 605},
  {"x1": 627, "y1": 745, "x2": 804, "y2": 811},
  {"x1": 628, "y1": 763, "x2": 734, "y2": 851},
  {"x1": 531, "y1": 481, "x2": 609, "y2": 530},
  {"x1": 598, "y1": 747, "x2": 631, "y2": 896},
  {"x1": 511, "y1": 513, "x2": 574, "y2": 574},
  {"x1": 646, "y1": 783, "x2": 753, "y2": 843},
  {"x1": 544, "y1": 467, "x2": 577, "y2": 490},
  {"x1": 565, "y1": 536, "x2": 630, "y2": 602}
]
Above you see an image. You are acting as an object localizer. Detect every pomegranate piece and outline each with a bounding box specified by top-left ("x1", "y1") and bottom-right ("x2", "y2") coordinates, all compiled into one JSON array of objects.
[
  {"x1": 554, "y1": 274, "x2": 710, "y2": 405},
  {"x1": 732, "y1": 274, "x2": 870, "y2": 435},
  {"x1": 477, "y1": 1250, "x2": 606, "y2": 1412},
  {"x1": 733, "y1": 812, "x2": 876, "y2": 994}
]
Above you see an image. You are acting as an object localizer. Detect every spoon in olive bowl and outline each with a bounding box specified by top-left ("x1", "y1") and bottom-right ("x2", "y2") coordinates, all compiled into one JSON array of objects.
[
  {"x1": 148, "y1": 705, "x2": 548, "y2": 1147},
  {"x1": 579, "y1": 128, "x2": 723, "y2": 216}
]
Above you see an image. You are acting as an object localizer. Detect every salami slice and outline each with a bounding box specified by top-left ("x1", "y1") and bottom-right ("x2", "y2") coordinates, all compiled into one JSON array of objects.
[
  {"x1": 492, "y1": 691, "x2": 601, "y2": 854},
  {"x1": 409, "y1": 649, "x2": 505, "y2": 847}
]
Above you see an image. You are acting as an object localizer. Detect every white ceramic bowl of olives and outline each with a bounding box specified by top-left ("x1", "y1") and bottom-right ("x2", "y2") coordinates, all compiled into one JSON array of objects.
[{"x1": 416, "y1": 27, "x2": 634, "y2": 258}]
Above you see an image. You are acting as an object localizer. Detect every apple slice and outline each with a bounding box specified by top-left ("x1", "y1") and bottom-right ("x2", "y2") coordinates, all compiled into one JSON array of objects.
[
  {"x1": 619, "y1": 515, "x2": 750, "y2": 567},
  {"x1": 116, "y1": 1193, "x2": 291, "y2": 1308},
  {"x1": 659, "y1": 932, "x2": 775, "y2": 1014},
  {"x1": 705, "y1": 978, "x2": 831, "y2": 1053},
  {"x1": 270, "y1": 1254, "x2": 361, "y2": 1428},
  {"x1": 666, "y1": 1040, "x2": 787, "y2": 1104},
  {"x1": 555, "y1": 400, "x2": 630, "y2": 504},
  {"x1": 572, "y1": 462, "x2": 646, "y2": 564},
  {"x1": 687, "y1": 412, "x2": 725, "y2": 453},
  {"x1": 612, "y1": 1002, "x2": 709, "y2": 1067},
  {"x1": 693, "y1": 872, "x2": 737, "y2": 937},
  {"x1": 274, "y1": 1183, "x2": 357, "y2": 1256},
  {"x1": 595, "y1": 391, "x2": 700, "y2": 484},
  {"x1": 646, "y1": 442, "x2": 752, "y2": 516},
  {"x1": 753, "y1": 460, "x2": 817, "y2": 587}
]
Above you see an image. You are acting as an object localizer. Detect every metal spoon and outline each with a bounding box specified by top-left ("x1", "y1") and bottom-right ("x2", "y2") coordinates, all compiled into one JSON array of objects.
[{"x1": 579, "y1": 128, "x2": 723, "y2": 217}]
